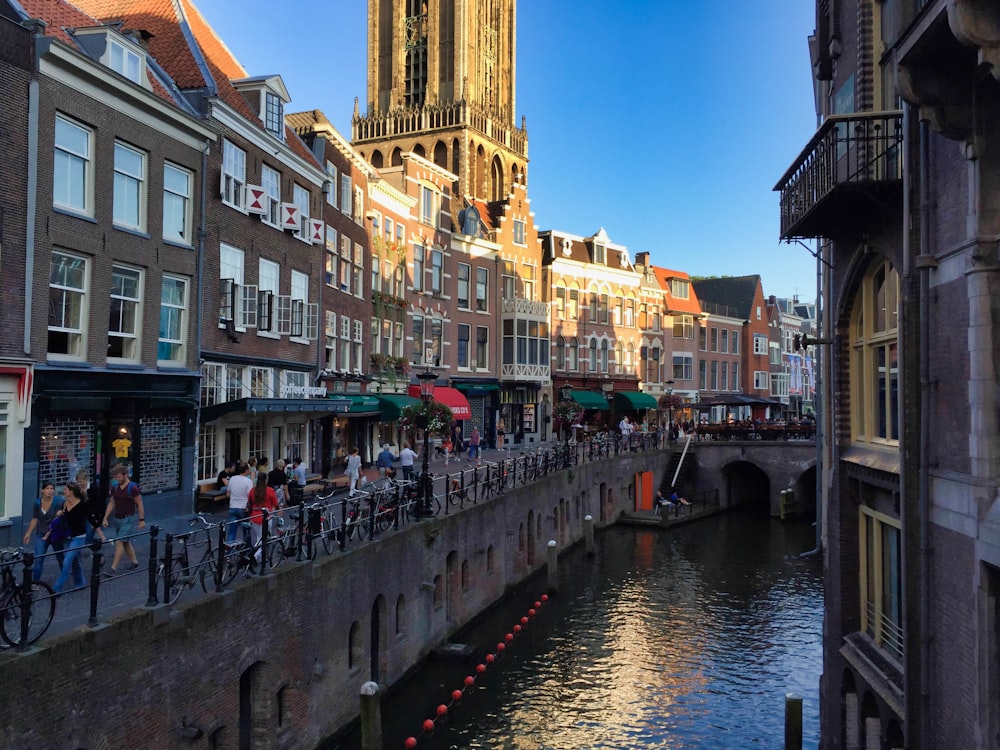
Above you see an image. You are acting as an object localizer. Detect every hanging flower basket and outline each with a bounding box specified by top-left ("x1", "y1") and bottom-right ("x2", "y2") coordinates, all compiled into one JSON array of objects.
[
  {"x1": 400, "y1": 399, "x2": 453, "y2": 436},
  {"x1": 553, "y1": 400, "x2": 584, "y2": 425},
  {"x1": 658, "y1": 393, "x2": 684, "y2": 411}
]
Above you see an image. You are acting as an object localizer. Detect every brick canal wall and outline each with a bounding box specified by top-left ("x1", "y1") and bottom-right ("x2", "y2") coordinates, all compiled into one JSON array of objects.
[{"x1": 0, "y1": 451, "x2": 662, "y2": 749}]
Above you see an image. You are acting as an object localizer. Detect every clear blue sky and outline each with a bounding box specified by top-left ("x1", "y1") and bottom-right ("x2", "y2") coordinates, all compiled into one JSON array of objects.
[{"x1": 194, "y1": 0, "x2": 819, "y2": 300}]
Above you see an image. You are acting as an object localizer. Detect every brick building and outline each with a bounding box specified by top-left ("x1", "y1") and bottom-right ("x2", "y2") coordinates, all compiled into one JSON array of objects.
[{"x1": 775, "y1": 1, "x2": 1000, "y2": 747}]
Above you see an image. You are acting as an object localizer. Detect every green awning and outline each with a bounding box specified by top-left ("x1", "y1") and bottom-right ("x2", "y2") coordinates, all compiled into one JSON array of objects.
[
  {"x1": 615, "y1": 391, "x2": 658, "y2": 410},
  {"x1": 570, "y1": 389, "x2": 609, "y2": 411},
  {"x1": 373, "y1": 393, "x2": 419, "y2": 421},
  {"x1": 331, "y1": 394, "x2": 382, "y2": 415}
]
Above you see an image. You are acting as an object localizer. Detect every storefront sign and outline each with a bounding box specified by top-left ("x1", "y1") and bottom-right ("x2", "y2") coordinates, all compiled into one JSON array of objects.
[{"x1": 279, "y1": 384, "x2": 328, "y2": 398}]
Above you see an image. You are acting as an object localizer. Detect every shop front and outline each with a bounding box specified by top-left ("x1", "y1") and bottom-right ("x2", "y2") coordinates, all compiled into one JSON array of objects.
[
  {"x1": 323, "y1": 394, "x2": 382, "y2": 469},
  {"x1": 452, "y1": 380, "x2": 498, "y2": 449},
  {"x1": 0, "y1": 365, "x2": 32, "y2": 547},
  {"x1": 372, "y1": 392, "x2": 420, "y2": 452},
  {"x1": 498, "y1": 384, "x2": 542, "y2": 448},
  {"x1": 613, "y1": 390, "x2": 658, "y2": 430}
]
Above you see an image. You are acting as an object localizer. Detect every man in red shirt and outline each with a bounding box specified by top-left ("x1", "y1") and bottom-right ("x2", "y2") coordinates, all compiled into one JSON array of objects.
[{"x1": 101, "y1": 465, "x2": 146, "y2": 576}]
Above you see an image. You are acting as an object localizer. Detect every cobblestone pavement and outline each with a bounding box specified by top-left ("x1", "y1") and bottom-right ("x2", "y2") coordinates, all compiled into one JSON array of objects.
[{"x1": 11, "y1": 445, "x2": 543, "y2": 647}]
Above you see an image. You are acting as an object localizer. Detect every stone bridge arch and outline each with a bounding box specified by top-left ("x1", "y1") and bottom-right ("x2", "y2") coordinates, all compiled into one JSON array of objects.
[{"x1": 680, "y1": 441, "x2": 817, "y2": 516}]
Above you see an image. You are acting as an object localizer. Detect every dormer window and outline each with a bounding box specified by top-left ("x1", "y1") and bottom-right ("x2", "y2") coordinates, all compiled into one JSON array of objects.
[
  {"x1": 231, "y1": 75, "x2": 291, "y2": 143},
  {"x1": 593, "y1": 243, "x2": 606, "y2": 264},
  {"x1": 108, "y1": 39, "x2": 141, "y2": 82},
  {"x1": 265, "y1": 92, "x2": 284, "y2": 140}
]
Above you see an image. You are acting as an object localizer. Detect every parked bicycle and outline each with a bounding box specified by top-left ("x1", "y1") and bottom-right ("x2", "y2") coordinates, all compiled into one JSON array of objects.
[
  {"x1": 155, "y1": 515, "x2": 220, "y2": 604},
  {"x1": 0, "y1": 548, "x2": 56, "y2": 647}
]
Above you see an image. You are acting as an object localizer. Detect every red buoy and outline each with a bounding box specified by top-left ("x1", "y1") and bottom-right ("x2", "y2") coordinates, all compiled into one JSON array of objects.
[
  {"x1": 452, "y1": 689, "x2": 462, "y2": 701},
  {"x1": 436, "y1": 704, "x2": 448, "y2": 716},
  {"x1": 464, "y1": 675, "x2": 475, "y2": 686},
  {"x1": 513, "y1": 624, "x2": 521, "y2": 633},
  {"x1": 520, "y1": 616, "x2": 529, "y2": 624},
  {"x1": 422, "y1": 719, "x2": 435, "y2": 733},
  {"x1": 476, "y1": 663, "x2": 486, "y2": 673},
  {"x1": 541, "y1": 594, "x2": 549, "y2": 602},
  {"x1": 528, "y1": 608, "x2": 536, "y2": 617},
  {"x1": 535, "y1": 600, "x2": 542, "y2": 608},
  {"x1": 497, "y1": 642, "x2": 506, "y2": 651},
  {"x1": 505, "y1": 633, "x2": 514, "y2": 642},
  {"x1": 405, "y1": 737, "x2": 418, "y2": 748},
  {"x1": 486, "y1": 653, "x2": 495, "y2": 663}
]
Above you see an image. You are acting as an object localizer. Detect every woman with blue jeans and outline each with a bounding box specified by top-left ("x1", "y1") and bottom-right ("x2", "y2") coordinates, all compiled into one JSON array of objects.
[
  {"x1": 21, "y1": 482, "x2": 64, "y2": 582},
  {"x1": 51, "y1": 482, "x2": 106, "y2": 594}
]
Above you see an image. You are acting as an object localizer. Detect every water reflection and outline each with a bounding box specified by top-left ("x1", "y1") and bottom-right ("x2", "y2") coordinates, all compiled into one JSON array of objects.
[{"x1": 329, "y1": 511, "x2": 822, "y2": 750}]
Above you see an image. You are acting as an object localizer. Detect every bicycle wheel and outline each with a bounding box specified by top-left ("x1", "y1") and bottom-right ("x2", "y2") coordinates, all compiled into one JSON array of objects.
[
  {"x1": 266, "y1": 538, "x2": 286, "y2": 569},
  {"x1": 1, "y1": 580, "x2": 56, "y2": 647},
  {"x1": 220, "y1": 546, "x2": 245, "y2": 585},
  {"x1": 159, "y1": 556, "x2": 189, "y2": 605},
  {"x1": 321, "y1": 509, "x2": 339, "y2": 554},
  {"x1": 197, "y1": 550, "x2": 220, "y2": 593}
]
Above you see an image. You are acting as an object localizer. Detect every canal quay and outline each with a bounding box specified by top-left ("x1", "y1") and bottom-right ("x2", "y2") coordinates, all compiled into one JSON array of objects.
[{"x1": 330, "y1": 510, "x2": 822, "y2": 750}]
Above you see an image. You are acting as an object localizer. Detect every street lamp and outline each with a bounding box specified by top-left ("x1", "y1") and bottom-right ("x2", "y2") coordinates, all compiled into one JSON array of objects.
[
  {"x1": 666, "y1": 379, "x2": 675, "y2": 441},
  {"x1": 416, "y1": 366, "x2": 437, "y2": 519}
]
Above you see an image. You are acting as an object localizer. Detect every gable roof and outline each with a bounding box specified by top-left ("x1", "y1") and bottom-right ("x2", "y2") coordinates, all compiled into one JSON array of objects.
[
  {"x1": 71, "y1": 0, "x2": 318, "y2": 166},
  {"x1": 690, "y1": 275, "x2": 763, "y2": 321}
]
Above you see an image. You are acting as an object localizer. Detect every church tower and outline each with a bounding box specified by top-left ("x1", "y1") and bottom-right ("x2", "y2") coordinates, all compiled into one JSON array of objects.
[{"x1": 352, "y1": 0, "x2": 528, "y2": 202}]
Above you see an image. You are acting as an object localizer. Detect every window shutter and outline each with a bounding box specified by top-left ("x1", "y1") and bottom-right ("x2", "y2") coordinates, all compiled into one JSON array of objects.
[
  {"x1": 258, "y1": 291, "x2": 273, "y2": 332},
  {"x1": 279, "y1": 203, "x2": 301, "y2": 231},
  {"x1": 291, "y1": 300, "x2": 304, "y2": 337},
  {"x1": 276, "y1": 295, "x2": 292, "y2": 335},
  {"x1": 305, "y1": 303, "x2": 319, "y2": 340},
  {"x1": 246, "y1": 185, "x2": 266, "y2": 215},
  {"x1": 219, "y1": 278, "x2": 236, "y2": 321},
  {"x1": 309, "y1": 219, "x2": 325, "y2": 244},
  {"x1": 240, "y1": 285, "x2": 258, "y2": 328}
]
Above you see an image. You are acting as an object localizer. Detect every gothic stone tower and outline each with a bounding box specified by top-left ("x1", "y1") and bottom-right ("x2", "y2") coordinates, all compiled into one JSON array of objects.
[{"x1": 352, "y1": 0, "x2": 528, "y2": 202}]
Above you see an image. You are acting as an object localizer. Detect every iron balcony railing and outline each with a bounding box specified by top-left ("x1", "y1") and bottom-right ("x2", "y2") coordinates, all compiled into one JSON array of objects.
[{"x1": 775, "y1": 110, "x2": 903, "y2": 240}]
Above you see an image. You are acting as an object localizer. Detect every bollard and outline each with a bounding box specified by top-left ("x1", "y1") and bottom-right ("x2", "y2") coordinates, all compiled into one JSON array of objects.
[
  {"x1": 583, "y1": 515, "x2": 595, "y2": 557},
  {"x1": 359, "y1": 680, "x2": 383, "y2": 750},
  {"x1": 88, "y1": 540, "x2": 103, "y2": 626},
  {"x1": 161, "y1": 533, "x2": 174, "y2": 605},
  {"x1": 546, "y1": 539, "x2": 558, "y2": 594},
  {"x1": 146, "y1": 525, "x2": 160, "y2": 606},
  {"x1": 784, "y1": 692, "x2": 802, "y2": 750}
]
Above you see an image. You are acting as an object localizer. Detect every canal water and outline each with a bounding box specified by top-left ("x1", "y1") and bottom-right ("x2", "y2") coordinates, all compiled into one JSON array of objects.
[{"x1": 330, "y1": 510, "x2": 822, "y2": 749}]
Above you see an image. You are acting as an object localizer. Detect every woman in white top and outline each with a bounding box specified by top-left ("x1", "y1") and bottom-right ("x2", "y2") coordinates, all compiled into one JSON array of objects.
[{"x1": 345, "y1": 447, "x2": 362, "y2": 496}]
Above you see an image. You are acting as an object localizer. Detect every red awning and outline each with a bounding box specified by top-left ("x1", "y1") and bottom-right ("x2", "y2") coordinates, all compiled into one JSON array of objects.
[{"x1": 407, "y1": 385, "x2": 472, "y2": 420}]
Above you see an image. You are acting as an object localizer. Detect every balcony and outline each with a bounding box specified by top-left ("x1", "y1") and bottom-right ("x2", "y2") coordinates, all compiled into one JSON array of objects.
[{"x1": 775, "y1": 111, "x2": 903, "y2": 240}]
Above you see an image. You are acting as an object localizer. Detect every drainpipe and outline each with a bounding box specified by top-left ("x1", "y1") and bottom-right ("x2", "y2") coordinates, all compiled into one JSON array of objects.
[
  {"x1": 192, "y1": 138, "x2": 210, "y2": 502},
  {"x1": 798, "y1": 237, "x2": 823, "y2": 559},
  {"x1": 23, "y1": 55, "x2": 40, "y2": 355},
  {"x1": 915, "y1": 107, "x2": 933, "y2": 750}
]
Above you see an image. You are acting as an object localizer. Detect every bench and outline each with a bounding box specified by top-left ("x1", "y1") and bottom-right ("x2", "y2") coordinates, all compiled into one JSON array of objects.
[{"x1": 196, "y1": 486, "x2": 227, "y2": 511}]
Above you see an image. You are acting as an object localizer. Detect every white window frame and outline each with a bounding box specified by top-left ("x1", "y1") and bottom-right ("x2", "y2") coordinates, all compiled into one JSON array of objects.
[
  {"x1": 672, "y1": 352, "x2": 693, "y2": 381},
  {"x1": 48, "y1": 250, "x2": 89, "y2": 360},
  {"x1": 257, "y1": 258, "x2": 280, "y2": 336},
  {"x1": 53, "y1": 114, "x2": 93, "y2": 216},
  {"x1": 293, "y1": 183, "x2": 310, "y2": 240},
  {"x1": 219, "y1": 243, "x2": 245, "y2": 328},
  {"x1": 264, "y1": 91, "x2": 284, "y2": 141},
  {"x1": 158, "y1": 275, "x2": 188, "y2": 367},
  {"x1": 753, "y1": 334, "x2": 768, "y2": 355},
  {"x1": 325, "y1": 161, "x2": 338, "y2": 206},
  {"x1": 221, "y1": 139, "x2": 246, "y2": 210},
  {"x1": 108, "y1": 264, "x2": 143, "y2": 362},
  {"x1": 290, "y1": 270, "x2": 309, "y2": 341},
  {"x1": 753, "y1": 370, "x2": 769, "y2": 389},
  {"x1": 162, "y1": 162, "x2": 192, "y2": 245},
  {"x1": 340, "y1": 173, "x2": 352, "y2": 215},
  {"x1": 513, "y1": 218, "x2": 526, "y2": 245},
  {"x1": 107, "y1": 38, "x2": 143, "y2": 83},
  {"x1": 325, "y1": 311, "x2": 337, "y2": 371},
  {"x1": 260, "y1": 164, "x2": 281, "y2": 226}
]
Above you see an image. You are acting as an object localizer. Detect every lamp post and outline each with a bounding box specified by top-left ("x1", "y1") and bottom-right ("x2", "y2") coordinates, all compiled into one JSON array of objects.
[
  {"x1": 666, "y1": 379, "x2": 675, "y2": 441},
  {"x1": 416, "y1": 366, "x2": 437, "y2": 519}
]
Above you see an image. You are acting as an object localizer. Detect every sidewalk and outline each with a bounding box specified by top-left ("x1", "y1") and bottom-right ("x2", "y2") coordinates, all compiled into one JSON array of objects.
[{"x1": 21, "y1": 442, "x2": 558, "y2": 646}]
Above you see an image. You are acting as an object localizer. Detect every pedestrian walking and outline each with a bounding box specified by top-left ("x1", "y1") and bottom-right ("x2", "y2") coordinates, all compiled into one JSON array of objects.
[
  {"x1": 52, "y1": 482, "x2": 106, "y2": 593},
  {"x1": 247, "y1": 474, "x2": 279, "y2": 562},
  {"x1": 468, "y1": 426, "x2": 481, "y2": 464},
  {"x1": 22, "y1": 482, "x2": 64, "y2": 582},
  {"x1": 101, "y1": 465, "x2": 145, "y2": 577},
  {"x1": 376, "y1": 444, "x2": 395, "y2": 478},
  {"x1": 399, "y1": 442, "x2": 417, "y2": 481},
  {"x1": 345, "y1": 448, "x2": 362, "y2": 495}
]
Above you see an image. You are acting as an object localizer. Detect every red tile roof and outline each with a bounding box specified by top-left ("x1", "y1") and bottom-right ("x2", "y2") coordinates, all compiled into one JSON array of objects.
[
  {"x1": 71, "y1": 0, "x2": 319, "y2": 167},
  {"x1": 18, "y1": 0, "x2": 99, "y2": 45},
  {"x1": 652, "y1": 266, "x2": 702, "y2": 315}
]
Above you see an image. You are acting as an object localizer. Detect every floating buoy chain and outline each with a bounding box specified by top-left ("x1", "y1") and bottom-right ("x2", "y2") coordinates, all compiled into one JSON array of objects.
[{"x1": 403, "y1": 594, "x2": 550, "y2": 747}]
